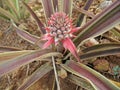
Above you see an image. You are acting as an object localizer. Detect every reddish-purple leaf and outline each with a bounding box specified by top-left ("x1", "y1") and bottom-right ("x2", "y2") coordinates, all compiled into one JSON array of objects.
[
  {"x1": 53, "y1": 0, "x2": 58, "y2": 12},
  {"x1": 22, "y1": 1, "x2": 45, "y2": 34},
  {"x1": 62, "y1": 60, "x2": 120, "y2": 90},
  {"x1": 62, "y1": 0, "x2": 73, "y2": 17},
  {"x1": 80, "y1": 47, "x2": 120, "y2": 60},
  {"x1": 66, "y1": 74, "x2": 94, "y2": 90},
  {"x1": 74, "y1": 0, "x2": 120, "y2": 46},
  {"x1": 0, "y1": 7, "x2": 19, "y2": 23},
  {"x1": 83, "y1": 0, "x2": 93, "y2": 11},
  {"x1": 0, "y1": 49, "x2": 52, "y2": 77},
  {"x1": 77, "y1": 0, "x2": 94, "y2": 26},
  {"x1": 0, "y1": 46, "x2": 21, "y2": 53},
  {"x1": 82, "y1": 43, "x2": 120, "y2": 53},
  {"x1": 18, "y1": 63, "x2": 53, "y2": 90},
  {"x1": 41, "y1": 0, "x2": 54, "y2": 19},
  {"x1": 13, "y1": 23, "x2": 44, "y2": 48},
  {"x1": 73, "y1": 5, "x2": 95, "y2": 18},
  {"x1": 0, "y1": 50, "x2": 33, "y2": 62}
]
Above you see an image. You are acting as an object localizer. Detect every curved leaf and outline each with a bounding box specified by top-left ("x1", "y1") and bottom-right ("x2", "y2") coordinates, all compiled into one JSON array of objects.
[
  {"x1": 61, "y1": 60, "x2": 120, "y2": 90},
  {"x1": 13, "y1": 23, "x2": 45, "y2": 48},
  {"x1": 76, "y1": 0, "x2": 94, "y2": 26},
  {"x1": 80, "y1": 47, "x2": 120, "y2": 60},
  {"x1": 73, "y1": 4, "x2": 95, "y2": 19},
  {"x1": 0, "y1": 13, "x2": 10, "y2": 20},
  {"x1": 0, "y1": 46, "x2": 21, "y2": 53},
  {"x1": 0, "y1": 7, "x2": 18, "y2": 23},
  {"x1": 22, "y1": 1, "x2": 45, "y2": 34},
  {"x1": 74, "y1": 0, "x2": 120, "y2": 46},
  {"x1": 0, "y1": 49, "x2": 61, "y2": 77},
  {"x1": 62, "y1": 38, "x2": 80, "y2": 62},
  {"x1": 0, "y1": 50, "x2": 33, "y2": 62},
  {"x1": 66, "y1": 74, "x2": 95, "y2": 90},
  {"x1": 82, "y1": 43, "x2": 120, "y2": 53},
  {"x1": 5, "y1": 0, "x2": 19, "y2": 19},
  {"x1": 18, "y1": 62, "x2": 53, "y2": 90},
  {"x1": 111, "y1": 28, "x2": 120, "y2": 38}
]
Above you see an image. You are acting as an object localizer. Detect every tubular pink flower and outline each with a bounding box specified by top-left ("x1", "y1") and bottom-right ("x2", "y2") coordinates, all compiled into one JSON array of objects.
[{"x1": 42, "y1": 12, "x2": 80, "y2": 62}]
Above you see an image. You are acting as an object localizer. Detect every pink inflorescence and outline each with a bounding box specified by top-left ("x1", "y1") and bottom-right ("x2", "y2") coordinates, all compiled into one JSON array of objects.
[
  {"x1": 43, "y1": 12, "x2": 80, "y2": 62},
  {"x1": 45, "y1": 12, "x2": 75, "y2": 42}
]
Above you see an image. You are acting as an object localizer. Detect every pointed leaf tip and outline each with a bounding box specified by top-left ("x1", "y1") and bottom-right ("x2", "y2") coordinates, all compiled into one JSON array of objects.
[
  {"x1": 64, "y1": 60, "x2": 120, "y2": 90},
  {"x1": 62, "y1": 38, "x2": 80, "y2": 62},
  {"x1": 43, "y1": 37, "x2": 54, "y2": 49},
  {"x1": 22, "y1": 1, "x2": 45, "y2": 34}
]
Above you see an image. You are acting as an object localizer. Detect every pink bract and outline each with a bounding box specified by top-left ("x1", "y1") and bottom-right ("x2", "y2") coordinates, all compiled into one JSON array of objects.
[{"x1": 43, "y1": 12, "x2": 80, "y2": 62}]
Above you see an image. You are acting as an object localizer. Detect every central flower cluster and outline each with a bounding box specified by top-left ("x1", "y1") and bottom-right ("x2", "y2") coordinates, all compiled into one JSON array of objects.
[
  {"x1": 43, "y1": 12, "x2": 80, "y2": 61},
  {"x1": 46, "y1": 12, "x2": 73, "y2": 42}
]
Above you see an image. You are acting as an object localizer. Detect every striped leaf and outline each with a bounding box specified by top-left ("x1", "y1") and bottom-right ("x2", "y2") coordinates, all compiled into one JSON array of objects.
[
  {"x1": 66, "y1": 74, "x2": 94, "y2": 90},
  {"x1": 13, "y1": 23, "x2": 45, "y2": 48},
  {"x1": 53, "y1": 0, "x2": 58, "y2": 12},
  {"x1": 5, "y1": 0, "x2": 20, "y2": 19},
  {"x1": 0, "y1": 46, "x2": 21, "y2": 53},
  {"x1": 80, "y1": 47, "x2": 120, "y2": 60},
  {"x1": 18, "y1": 62, "x2": 53, "y2": 90},
  {"x1": 61, "y1": 60, "x2": 120, "y2": 90},
  {"x1": 61, "y1": 0, "x2": 73, "y2": 17},
  {"x1": 0, "y1": 7, "x2": 18, "y2": 23},
  {"x1": 22, "y1": 1, "x2": 45, "y2": 34},
  {"x1": 82, "y1": 43, "x2": 120, "y2": 53},
  {"x1": 0, "y1": 50, "x2": 33, "y2": 62},
  {"x1": 41, "y1": 0, "x2": 54, "y2": 20},
  {"x1": 74, "y1": 0, "x2": 120, "y2": 46},
  {"x1": 0, "y1": 49, "x2": 62, "y2": 77},
  {"x1": 76, "y1": 0, "x2": 94, "y2": 26}
]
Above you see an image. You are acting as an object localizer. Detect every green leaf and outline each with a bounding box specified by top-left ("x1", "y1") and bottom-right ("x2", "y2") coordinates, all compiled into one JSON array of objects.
[
  {"x1": 0, "y1": 0, "x2": 4, "y2": 7},
  {"x1": 0, "y1": 7, "x2": 19, "y2": 23},
  {"x1": 61, "y1": 60, "x2": 120, "y2": 90},
  {"x1": 111, "y1": 28, "x2": 120, "y2": 38},
  {"x1": 0, "y1": 14, "x2": 9, "y2": 20},
  {"x1": 20, "y1": 0, "x2": 29, "y2": 19},
  {"x1": 5, "y1": 0, "x2": 20, "y2": 19},
  {"x1": 18, "y1": 62, "x2": 53, "y2": 90},
  {"x1": 14, "y1": 0, "x2": 20, "y2": 18},
  {"x1": 74, "y1": 0, "x2": 120, "y2": 46}
]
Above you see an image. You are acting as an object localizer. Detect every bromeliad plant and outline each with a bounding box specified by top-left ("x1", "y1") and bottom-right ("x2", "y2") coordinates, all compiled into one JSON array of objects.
[
  {"x1": 0, "y1": 0, "x2": 120, "y2": 90},
  {"x1": 0, "y1": 0, "x2": 29, "y2": 24}
]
